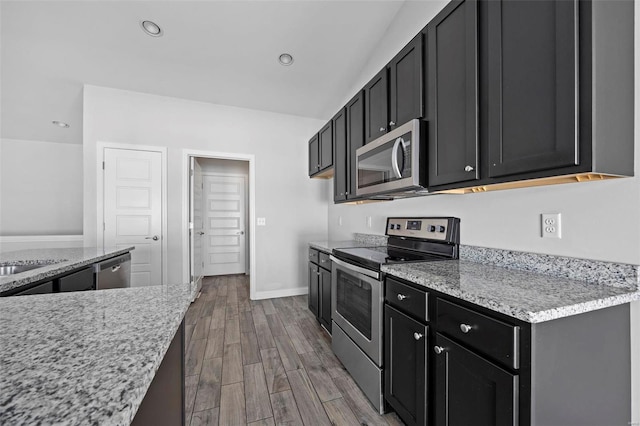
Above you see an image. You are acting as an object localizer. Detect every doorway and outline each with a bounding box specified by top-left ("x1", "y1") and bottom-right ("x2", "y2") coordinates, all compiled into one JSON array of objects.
[{"x1": 182, "y1": 150, "x2": 255, "y2": 300}]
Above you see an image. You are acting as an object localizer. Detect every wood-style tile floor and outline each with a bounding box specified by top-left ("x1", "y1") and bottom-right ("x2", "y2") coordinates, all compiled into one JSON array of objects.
[{"x1": 184, "y1": 275, "x2": 404, "y2": 426}]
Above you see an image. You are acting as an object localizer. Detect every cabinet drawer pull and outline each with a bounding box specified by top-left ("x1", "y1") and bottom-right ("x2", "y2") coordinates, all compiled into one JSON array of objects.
[
  {"x1": 389, "y1": 121, "x2": 396, "y2": 126},
  {"x1": 434, "y1": 346, "x2": 445, "y2": 354},
  {"x1": 460, "y1": 323, "x2": 472, "y2": 333},
  {"x1": 413, "y1": 332, "x2": 424, "y2": 341},
  {"x1": 464, "y1": 165, "x2": 474, "y2": 172},
  {"x1": 379, "y1": 127, "x2": 386, "y2": 132},
  {"x1": 397, "y1": 294, "x2": 407, "y2": 301}
]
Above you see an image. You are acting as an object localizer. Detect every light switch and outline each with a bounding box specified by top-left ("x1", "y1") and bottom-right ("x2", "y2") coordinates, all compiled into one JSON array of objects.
[{"x1": 257, "y1": 217, "x2": 266, "y2": 226}]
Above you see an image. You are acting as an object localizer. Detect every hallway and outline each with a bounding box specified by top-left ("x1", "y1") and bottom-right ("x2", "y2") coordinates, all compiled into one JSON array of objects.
[{"x1": 184, "y1": 275, "x2": 404, "y2": 425}]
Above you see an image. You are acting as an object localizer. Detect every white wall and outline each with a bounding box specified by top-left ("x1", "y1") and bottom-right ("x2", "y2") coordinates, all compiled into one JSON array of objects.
[
  {"x1": 328, "y1": 0, "x2": 640, "y2": 421},
  {"x1": 83, "y1": 85, "x2": 329, "y2": 296},
  {"x1": 0, "y1": 138, "x2": 83, "y2": 236}
]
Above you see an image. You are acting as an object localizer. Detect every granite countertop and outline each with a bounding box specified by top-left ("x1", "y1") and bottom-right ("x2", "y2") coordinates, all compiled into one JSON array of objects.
[
  {"x1": 0, "y1": 283, "x2": 192, "y2": 425},
  {"x1": 309, "y1": 240, "x2": 377, "y2": 253},
  {"x1": 0, "y1": 247, "x2": 134, "y2": 295},
  {"x1": 382, "y1": 260, "x2": 640, "y2": 323}
]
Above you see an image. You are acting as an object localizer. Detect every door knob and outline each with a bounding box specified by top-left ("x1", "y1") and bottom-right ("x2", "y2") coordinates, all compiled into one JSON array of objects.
[
  {"x1": 145, "y1": 235, "x2": 159, "y2": 241},
  {"x1": 198, "y1": 231, "x2": 205, "y2": 236},
  {"x1": 237, "y1": 231, "x2": 245, "y2": 235}
]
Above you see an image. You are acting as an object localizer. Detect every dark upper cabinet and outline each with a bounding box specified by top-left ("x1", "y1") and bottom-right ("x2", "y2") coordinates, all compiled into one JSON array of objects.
[
  {"x1": 487, "y1": 0, "x2": 578, "y2": 178},
  {"x1": 384, "y1": 305, "x2": 427, "y2": 426},
  {"x1": 346, "y1": 91, "x2": 365, "y2": 200},
  {"x1": 308, "y1": 134, "x2": 320, "y2": 177},
  {"x1": 426, "y1": 0, "x2": 479, "y2": 187},
  {"x1": 364, "y1": 68, "x2": 389, "y2": 144},
  {"x1": 319, "y1": 121, "x2": 334, "y2": 171},
  {"x1": 308, "y1": 263, "x2": 319, "y2": 317},
  {"x1": 389, "y1": 34, "x2": 424, "y2": 132},
  {"x1": 333, "y1": 108, "x2": 348, "y2": 202},
  {"x1": 434, "y1": 333, "x2": 518, "y2": 426},
  {"x1": 319, "y1": 267, "x2": 332, "y2": 333}
]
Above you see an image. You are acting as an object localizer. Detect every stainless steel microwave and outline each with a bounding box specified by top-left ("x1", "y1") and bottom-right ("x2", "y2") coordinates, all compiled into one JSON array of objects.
[{"x1": 355, "y1": 119, "x2": 427, "y2": 198}]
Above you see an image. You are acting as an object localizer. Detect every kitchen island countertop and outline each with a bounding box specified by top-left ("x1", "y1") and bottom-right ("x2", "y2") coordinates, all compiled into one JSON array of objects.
[
  {"x1": 0, "y1": 247, "x2": 134, "y2": 295},
  {"x1": 0, "y1": 283, "x2": 192, "y2": 425}
]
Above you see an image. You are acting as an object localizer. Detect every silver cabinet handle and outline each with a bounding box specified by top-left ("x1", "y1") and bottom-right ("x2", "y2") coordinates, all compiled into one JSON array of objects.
[
  {"x1": 434, "y1": 346, "x2": 445, "y2": 354},
  {"x1": 413, "y1": 332, "x2": 424, "y2": 340},
  {"x1": 396, "y1": 294, "x2": 407, "y2": 301},
  {"x1": 389, "y1": 121, "x2": 396, "y2": 126},
  {"x1": 460, "y1": 324, "x2": 472, "y2": 333},
  {"x1": 379, "y1": 127, "x2": 386, "y2": 132},
  {"x1": 111, "y1": 265, "x2": 121, "y2": 272},
  {"x1": 464, "y1": 165, "x2": 474, "y2": 172},
  {"x1": 145, "y1": 235, "x2": 159, "y2": 241}
]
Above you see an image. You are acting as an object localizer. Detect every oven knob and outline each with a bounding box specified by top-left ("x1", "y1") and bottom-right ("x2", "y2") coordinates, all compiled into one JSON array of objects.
[
  {"x1": 397, "y1": 224, "x2": 402, "y2": 230},
  {"x1": 428, "y1": 225, "x2": 436, "y2": 232},
  {"x1": 439, "y1": 226, "x2": 446, "y2": 233},
  {"x1": 389, "y1": 224, "x2": 395, "y2": 230}
]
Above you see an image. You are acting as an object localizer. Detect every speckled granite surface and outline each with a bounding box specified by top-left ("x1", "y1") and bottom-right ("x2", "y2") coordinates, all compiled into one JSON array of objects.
[
  {"x1": 0, "y1": 247, "x2": 134, "y2": 295},
  {"x1": 309, "y1": 240, "x2": 377, "y2": 254},
  {"x1": 354, "y1": 233, "x2": 387, "y2": 246},
  {"x1": 0, "y1": 283, "x2": 192, "y2": 425},
  {"x1": 460, "y1": 245, "x2": 639, "y2": 290},
  {"x1": 382, "y1": 260, "x2": 640, "y2": 323}
]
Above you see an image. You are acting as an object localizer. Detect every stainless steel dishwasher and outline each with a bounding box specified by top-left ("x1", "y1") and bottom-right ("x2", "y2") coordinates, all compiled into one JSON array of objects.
[{"x1": 93, "y1": 253, "x2": 131, "y2": 290}]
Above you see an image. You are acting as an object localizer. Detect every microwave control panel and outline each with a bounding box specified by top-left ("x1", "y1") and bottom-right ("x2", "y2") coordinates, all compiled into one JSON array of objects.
[{"x1": 386, "y1": 217, "x2": 451, "y2": 241}]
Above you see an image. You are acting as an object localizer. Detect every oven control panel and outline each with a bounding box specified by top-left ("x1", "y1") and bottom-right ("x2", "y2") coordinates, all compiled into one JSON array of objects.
[{"x1": 386, "y1": 217, "x2": 452, "y2": 241}]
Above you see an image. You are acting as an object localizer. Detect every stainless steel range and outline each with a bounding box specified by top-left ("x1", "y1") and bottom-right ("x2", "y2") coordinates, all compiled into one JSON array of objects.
[{"x1": 330, "y1": 217, "x2": 460, "y2": 413}]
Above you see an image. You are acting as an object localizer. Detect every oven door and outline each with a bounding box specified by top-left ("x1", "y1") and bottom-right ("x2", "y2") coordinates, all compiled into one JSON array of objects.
[
  {"x1": 330, "y1": 255, "x2": 383, "y2": 366},
  {"x1": 355, "y1": 119, "x2": 424, "y2": 197}
]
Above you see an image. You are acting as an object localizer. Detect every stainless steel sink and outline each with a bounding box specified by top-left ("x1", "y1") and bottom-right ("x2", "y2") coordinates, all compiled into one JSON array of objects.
[{"x1": 0, "y1": 264, "x2": 49, "y2": 276}]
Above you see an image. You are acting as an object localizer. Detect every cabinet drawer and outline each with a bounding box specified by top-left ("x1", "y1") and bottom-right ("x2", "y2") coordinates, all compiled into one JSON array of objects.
[
  {"x1": 436, "y1": 298, "x2": 520, "y2": 369},
  {"x1": 318, "y1": 252, "x2": 331, "y2": 270},
  {"x1": 386, "y1": 278, "x2": 428, "y2": 322},
  {"x1": 308, "y1": 248, "x2": 319, "y2": 265}
]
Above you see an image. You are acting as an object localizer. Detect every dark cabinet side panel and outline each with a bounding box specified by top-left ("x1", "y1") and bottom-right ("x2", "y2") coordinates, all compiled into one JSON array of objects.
[
  {"x1": 308, "y1": 263, "x2": 319, "y2": 317},
  {"x1": 308, "y1": 134, "x2": 319, "y2": 176},
  {"x1": 389, "y1": 34, "x2": 425, "y2": 130},
  {"x1": 364, "y1": 68, "x2": 389, "y2": 144},
  {"x1": 346, "y1": 91, "x2": 365, "y2": 200},
  {"x1": 487, "y1": 0, "x2": 578, "y2": 177},
  {"x1": 434, "y1": 333, "x2": 518, "y2": 426},
  {"x1": 319, "y1": 267, "x2": 332, "y2": 333},
  {"x1": 333, "y1": 109, "x2": 348, "y2": 202},
  {"x1": 427, "y1": 0, "x2": 479, "y2": 187},
  {"x1": 384, "y1": 305, "x2": 427, "y2": 426},
  {"x1": 319, "y1": 122, "x2": 334, "y2": 171}
]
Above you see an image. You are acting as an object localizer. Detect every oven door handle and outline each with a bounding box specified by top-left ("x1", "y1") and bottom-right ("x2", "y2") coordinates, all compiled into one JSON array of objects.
[{"x1": 330, "y1": 255, "x2": 380, "y2": 280}]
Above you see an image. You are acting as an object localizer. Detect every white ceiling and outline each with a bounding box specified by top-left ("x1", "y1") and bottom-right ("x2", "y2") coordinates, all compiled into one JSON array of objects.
[{"x1": 1, "y1": 1, "x2": 408, "y2": 145}]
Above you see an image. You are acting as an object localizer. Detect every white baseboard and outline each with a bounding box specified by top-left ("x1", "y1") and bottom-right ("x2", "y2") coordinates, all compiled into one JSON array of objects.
[{"x1": 252, "y1": 287, "x2": 308, "y2": 300}]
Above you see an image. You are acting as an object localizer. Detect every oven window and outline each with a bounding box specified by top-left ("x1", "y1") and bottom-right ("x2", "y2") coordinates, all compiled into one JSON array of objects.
[{"x1": 335, "y1": 269, "x2": 372, "y2": 340}]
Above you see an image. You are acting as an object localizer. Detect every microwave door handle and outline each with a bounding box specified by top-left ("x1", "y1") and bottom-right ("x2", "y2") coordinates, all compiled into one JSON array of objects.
[{"x1": 391, "y1": 137, "x2": 403, "y2": 178}]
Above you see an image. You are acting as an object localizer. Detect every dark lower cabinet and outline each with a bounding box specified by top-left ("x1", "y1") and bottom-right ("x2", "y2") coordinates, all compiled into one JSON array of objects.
[
  {"x1": 486, "y1": 0, "x2": 579, "y2": 178},
  {"x1": 384, "y1": 305, "x2": 427, "y2": 426},
  {"x1": 308, "y1": 263, "x2": 319, "y2": 317},
  {"x1": 13, "y1": 281, "x2": 54, "y2": 296},
  {"x1": 426, "y1": 0, "x2": 480, "y2": 187},
  {"x1": 319, "y1": 267, "x2": 332, "y2": 332},
  {"x1": 59, "y1": 267, "x2": 93, "y2": 292},
  {"x1": 434, "y1": 333, "x2": 518, "y2": 426}
]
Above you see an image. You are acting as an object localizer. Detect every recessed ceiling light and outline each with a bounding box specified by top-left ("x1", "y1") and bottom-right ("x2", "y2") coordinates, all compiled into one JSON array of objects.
[
  {"x1": 52, "y1": 120, "x2": 70, "y2": 128},
  {"x1": 278, "y1": 53, "x2": 294, "y2": 66},
  {"x1": 140, "y1": 20, "x2": 163, "y2": 37}
]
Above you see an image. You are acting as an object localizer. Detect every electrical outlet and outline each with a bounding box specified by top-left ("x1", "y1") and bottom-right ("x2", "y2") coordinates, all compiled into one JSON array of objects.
[
  {"x1": 257, "y1": 217, "x2": 266, "y2": 226},
  {"x1": 541, "y1": 213, "x2": 561, "y2": 238}
]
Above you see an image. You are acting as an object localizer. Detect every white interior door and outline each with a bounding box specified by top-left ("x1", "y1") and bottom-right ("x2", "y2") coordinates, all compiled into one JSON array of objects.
[
  {"x1": 203, "y1": 174, "x2": 247, "y2": 276},
  {"x1": 189, "y1": 157, "x2": 204, "y2": 294},
  {"x1": 104, "y1": 148, "x2": 162, "y2": 287}
]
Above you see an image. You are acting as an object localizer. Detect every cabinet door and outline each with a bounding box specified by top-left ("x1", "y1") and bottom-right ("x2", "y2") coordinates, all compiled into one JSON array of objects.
[
  {"x1": 364, "y1": 68, "x2": 389, "y2": 144},
  {"x1": 346, "y1": 91, "x2": 365, "y2": 199},
  {"x1": 333, "y1": 108, "x2": 348, "y2": 202},
  {"x1": 434, "y1": 333, "x2": 518, "y2": 426},
  {"x1": 59, "y1": 267, "x2": 94, "y2": 292},
  {"x1": 14, "y1": 281, "x2": 54, "y2": 296},
  {"x1": 308, "y1": 133, "x2": 319, "y2": 176},
  {"x1": 308, "y1": 263, "x2": 319, "y2": 317},
  {"x1": 319, "y1": 121, "x2": 334, "y2": 171},
  {"x1": 384, "y1": 305, "x2": 427, "y2": 426},
  {"x1": 487, "y1": 0, "x2": 578, "y2": 178},
  {"x1": 389, "y1": 34, "x2": 424, "y2": 131},
  {"x1": 319, "y1": 267, "x2": 332, "y2": 333},
  {"x1": 427, "y1": 0, "x2": 479, "y2": 187}
]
